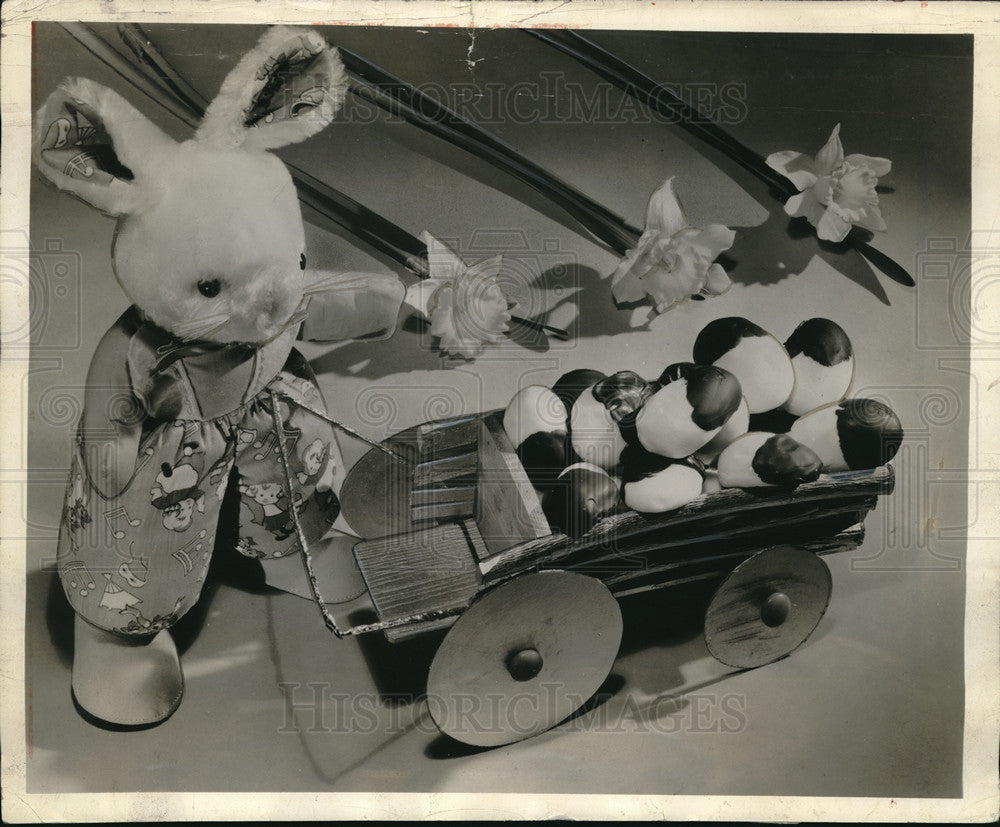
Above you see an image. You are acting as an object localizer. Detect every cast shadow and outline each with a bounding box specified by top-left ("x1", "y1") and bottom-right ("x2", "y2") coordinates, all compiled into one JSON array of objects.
[
  {"x1": 726, "y1": 209, "x2": 890, "y2": 304},
  {"x1": 419, "y1": 579, "x2": 724, "y2": 758},
  {"x1": 308, "y1": 261, "x2": 647, "y2": 383}
]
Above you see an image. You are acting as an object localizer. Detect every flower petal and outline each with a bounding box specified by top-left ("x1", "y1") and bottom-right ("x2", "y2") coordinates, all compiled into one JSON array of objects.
[
  {"x1": 845, "y1": 154, "x2": 891, "y2": 177},
  {"x1": 702, "y1": 262, "x2": 732, "y2": 296},
  {"x1": 687, "y1": 223, "x2": 736, "y2": 260},
  {"x1": 404, "y1": 277, "x2": 449, "y2": 318},
  {"x1": 856, "y1": 204, "x2": 887, "y2": 232},
  {"x1": 433, "y1": 267, "x2": 511, "y2": 359},
  {"x1": 612, "y1": 269, "x2": 647, "y2": 304},
  {"x1": 816, "y1": 207, "x2": 853, "y2": 243},
  {"x1": 465, "y1": 253, "x2": 503, "y2": 282},
  {"x1": 785, "y1": 190, "x2": 826, "y2": 225},
  {"x1": 641, "y1": 260, "x2": 701, "y2": 313},
  {"x1": 421, "y1": 231, "x2": 467, "y2": 281},
  {"x1": 814, "y1": 123, "x2": 844, "y2": 174},
  {"x1": 643, "y1": 177, "x2": 689, "y2": 236},
  {"x1": 765, "y1": 150, "x2": 819, "y2": 191}
]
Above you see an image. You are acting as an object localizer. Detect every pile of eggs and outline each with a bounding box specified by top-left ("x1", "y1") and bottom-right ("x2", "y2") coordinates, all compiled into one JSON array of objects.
[{"x1": 502, "y1": 316, "x2": 903, "y2": 537}]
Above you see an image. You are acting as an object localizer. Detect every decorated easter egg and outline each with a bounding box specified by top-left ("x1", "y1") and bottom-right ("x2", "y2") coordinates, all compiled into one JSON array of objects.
[
  {"x1": 783, "y1": 318, "x2": 855, "y2": 416},
  {"x1": 542, "y1": 462, "x2": 620, "y2": 537},
  {"x1": 717, "y1": 432, "x2": 823, "y2": 488},
  {"x1": 635, "y1": 363, "x2": 742, "y2": 459},
  {"x1": 569, "y1": 382, "x2": 628, "y2": 471},
  {"x1": 503, "y1": 385, "x2": 569, "y2": 488},
  {"x1": 788, "y1": 398, "x2": 903, "y2": 472},
  {"x1": 693, "y1": 317, "x2": 795, "y2": 414},
  {"x1": 591, "y1": 370, "x2": 658, "y2": 445},
  {"x1": 620, "y1": 445, "x2": 704, "y2": 514},
  {"x1": 551, "y1": 368, "x2": 608, "y2": 413},
  {"x1": 694, "y1": 394, "x2": 750, "y2": 464}
]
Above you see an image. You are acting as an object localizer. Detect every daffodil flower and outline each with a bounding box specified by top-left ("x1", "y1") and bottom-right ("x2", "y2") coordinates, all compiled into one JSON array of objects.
[
  {"x1": 611, "y1": 178, "x2": 735, "y2": 313},
  {"x1": 404, "y1": 232, "x2": 512, "y2": 359},
  {"x1": 767, "y1": 124, "x2": 891, "y2": 243}
]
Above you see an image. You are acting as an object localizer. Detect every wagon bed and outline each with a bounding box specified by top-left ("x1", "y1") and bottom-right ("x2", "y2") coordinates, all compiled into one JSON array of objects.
[
  {"x1": 339, "y1": 411, "x2": 893, "y2": 637},
  {"x1": 325, "y1": 409, "x2": 894, "y2": 746}
]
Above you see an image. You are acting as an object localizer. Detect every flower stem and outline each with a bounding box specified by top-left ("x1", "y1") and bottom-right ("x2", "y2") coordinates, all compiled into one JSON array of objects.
[{"x1": 527, "y1": 29, "x2": 914, "y2": 287}]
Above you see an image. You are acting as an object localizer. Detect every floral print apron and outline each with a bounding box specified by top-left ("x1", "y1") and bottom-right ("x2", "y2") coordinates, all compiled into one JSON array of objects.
[{"x1": 57, "y1": 307, "x2": 348, "y2": 636}]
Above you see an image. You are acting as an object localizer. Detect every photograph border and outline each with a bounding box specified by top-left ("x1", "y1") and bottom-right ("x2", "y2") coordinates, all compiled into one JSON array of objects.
[{"x1": 2, "y1": 1, "x2": 998, "y2": 821}]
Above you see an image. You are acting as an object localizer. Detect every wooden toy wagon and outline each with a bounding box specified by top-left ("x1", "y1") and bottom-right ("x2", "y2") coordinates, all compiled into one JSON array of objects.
[{"x1": 310, "y1": 410, "x2": 895, "y2": 747}]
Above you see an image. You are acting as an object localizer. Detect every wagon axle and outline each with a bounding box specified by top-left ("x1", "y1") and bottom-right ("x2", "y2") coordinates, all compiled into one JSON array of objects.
[{"x1": 506, "y1": 647, "x2": 544, "y2": 682}]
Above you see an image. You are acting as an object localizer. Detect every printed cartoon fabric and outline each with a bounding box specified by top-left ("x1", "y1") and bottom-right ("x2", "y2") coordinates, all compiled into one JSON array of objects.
[{"x1": 57, "y1": 328, "x2": 347, "y2": 637}]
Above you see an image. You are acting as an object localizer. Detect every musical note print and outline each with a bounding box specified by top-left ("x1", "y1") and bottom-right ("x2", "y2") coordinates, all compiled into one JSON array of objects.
[
  {"x1": 252, "y1": 424, "x2": 299, "y2": 462},
  {"x1": 62, "y1": 560, "x2": 97, "y2": 597},
  {"x1": 63, "y1": 151, "x2": 97, "y2": 179},
  {"x1": 172, "y1": 529, "x2": 208, "y2": 575},
  {"x1": 104, "y1": 506, "x2": 141, "y2": 539}
]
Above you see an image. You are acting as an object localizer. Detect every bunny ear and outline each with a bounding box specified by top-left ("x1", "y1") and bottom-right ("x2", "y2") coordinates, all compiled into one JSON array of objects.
[
  {"x1": 196, "y1": 27, "x2": 348, "y2": 152},
  {"x1": 34, "y1": 78, "x2": 175, "y2": 217}
]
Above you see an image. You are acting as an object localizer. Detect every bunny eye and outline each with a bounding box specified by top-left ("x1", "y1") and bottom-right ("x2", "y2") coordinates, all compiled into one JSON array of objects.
[
  {"x1": 299, "y1": 253, "x2": 307, "y2": 271},
  {"x1": 197, "y1": 278, "x2": 222, "y2": 298}
]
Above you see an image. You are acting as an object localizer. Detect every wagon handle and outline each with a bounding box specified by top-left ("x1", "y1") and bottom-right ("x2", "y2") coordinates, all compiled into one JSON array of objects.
[{"x1": 270, "y1": 391, "x2": 462, "y2": 637}]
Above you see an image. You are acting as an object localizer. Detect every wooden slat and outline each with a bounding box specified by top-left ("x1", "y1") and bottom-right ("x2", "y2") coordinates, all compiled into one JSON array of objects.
[
  {"x1": 474, "y1": 412, "x2": 552, "y2": 556},
  {"x1": 600, "y1": 524, "x2": 866, "y2": 593},
  {"x1": 417, "y1": 415, "x2": 481, "y2": 455},
  {"x1": 412, "y1": 452, "x2": 479, "y2": 485},
  {"x1": 409, "y1": 498, "x2": 477, "y2": 522},
  {"x1": 384, "y1": 616, "x2": 458, "y2": 643},
  {"x1": 353, "y1": 522, "x2": 482, "y2": 625},
  {"x1": 464, "y1": 519, "x2": 492, "y2": 563},
  {"x1": 480, "y1": 467, "x2": 892, "y2": 582},
  {"x1": 554, "y1": 502, "x2": 873, "y2": 579},
  {"x1": 409, "y1": 485, "x2": 478, "y2": 506}
]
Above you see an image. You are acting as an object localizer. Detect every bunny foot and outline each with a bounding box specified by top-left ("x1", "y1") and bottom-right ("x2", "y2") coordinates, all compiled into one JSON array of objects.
[{"x1": 72, "y1": 615, "x2": 184, "y2": 729}]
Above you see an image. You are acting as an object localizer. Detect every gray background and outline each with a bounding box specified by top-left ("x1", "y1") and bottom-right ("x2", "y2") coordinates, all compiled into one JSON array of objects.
[{"x1": 25, "y1": 24, "x2": 970, "y2": 795}]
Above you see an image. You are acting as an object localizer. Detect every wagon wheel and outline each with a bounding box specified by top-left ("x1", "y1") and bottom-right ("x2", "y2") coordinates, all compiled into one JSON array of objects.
[
  {"x1": 426, "y1": 570, "x2": 623, "y2": 747},
  {"x1": 704, "y1": 546, "x2": 833, "y2": 669}
]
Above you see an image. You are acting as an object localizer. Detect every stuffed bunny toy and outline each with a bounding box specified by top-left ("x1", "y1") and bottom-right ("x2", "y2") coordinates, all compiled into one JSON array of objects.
[{"x1": 34, "y1": 27, "x2": 480, "y2": 728}]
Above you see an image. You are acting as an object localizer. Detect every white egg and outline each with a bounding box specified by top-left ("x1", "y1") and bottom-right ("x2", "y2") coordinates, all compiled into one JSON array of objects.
[
  {"x1": 712, "y1": 335, "x2": 794, "y2": 414},
  {"x1": 693, "y1": 317, "x2": 795, "y2": 414},
  {"x1": 790, "y1": 398, "x2": 903, "y2": 472}
]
